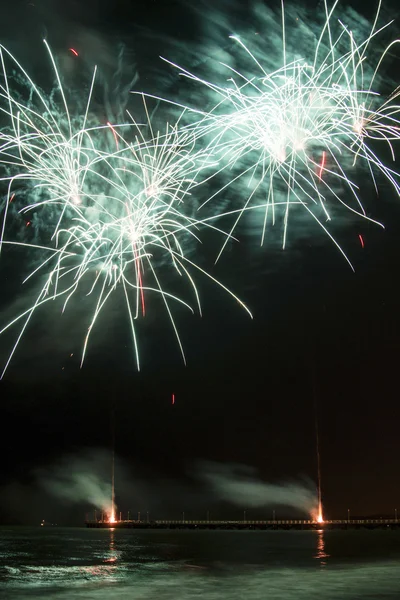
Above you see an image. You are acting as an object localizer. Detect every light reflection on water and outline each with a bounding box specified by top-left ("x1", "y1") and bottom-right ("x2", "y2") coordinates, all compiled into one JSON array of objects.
[
  {"x1": 1, "y1": 527, "x2": 400, "y2": 599},
  {"x1": 314, "y1": 529, "x2": 329, "y2": 566},
  {"x1": 103, "y1": 529, "x2": 119, "y2": 564}
]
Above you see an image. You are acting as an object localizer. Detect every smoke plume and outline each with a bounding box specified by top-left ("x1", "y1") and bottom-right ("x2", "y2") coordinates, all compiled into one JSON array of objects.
[
  {"x1": 198, "y1": 461, "x2": 317, "y2": 516},
  {"x1": 36, "y1": 448, "x2": 113, "y2": 513}
]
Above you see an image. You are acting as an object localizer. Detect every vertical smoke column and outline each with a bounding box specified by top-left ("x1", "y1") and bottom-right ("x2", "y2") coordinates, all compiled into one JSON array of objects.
[
  {"x1": 315, "y1": 408, "x2": 323, "y2": 523},
  {"x1": 312, "y1": 361, "x2": 323, "y2": 523},
  {"x1": 110, "y1": 408, "x2": 116, "y2": 523}
]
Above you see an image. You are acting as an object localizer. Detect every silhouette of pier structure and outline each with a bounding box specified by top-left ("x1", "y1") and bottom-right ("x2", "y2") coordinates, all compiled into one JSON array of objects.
[{"x1": 85, "y1": 518, "x2": 400, "y2": 530}]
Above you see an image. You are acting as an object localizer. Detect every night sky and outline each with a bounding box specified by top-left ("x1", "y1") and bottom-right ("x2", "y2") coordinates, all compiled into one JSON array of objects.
[{"x1": 1, "y1": 0, "x2": 400, "y2": 525}]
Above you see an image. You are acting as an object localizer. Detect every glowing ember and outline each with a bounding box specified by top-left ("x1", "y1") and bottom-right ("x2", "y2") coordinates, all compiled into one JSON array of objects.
[
  {"x1": 314, "y1": 501, "x2": 324, "y2": 523},
  {"x1": 311, "y1": 502, "x2": 324, "y2": 523}
]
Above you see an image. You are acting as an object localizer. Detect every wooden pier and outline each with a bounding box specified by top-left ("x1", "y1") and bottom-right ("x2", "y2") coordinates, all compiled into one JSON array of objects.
[{"x1": 85, "y1": 518, "x2": 400, "y2": 530}]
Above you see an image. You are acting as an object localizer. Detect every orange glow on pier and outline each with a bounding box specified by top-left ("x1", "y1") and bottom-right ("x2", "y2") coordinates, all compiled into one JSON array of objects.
[{"x1": 311, "y1": 502, "x2": 324, "y2": 524}]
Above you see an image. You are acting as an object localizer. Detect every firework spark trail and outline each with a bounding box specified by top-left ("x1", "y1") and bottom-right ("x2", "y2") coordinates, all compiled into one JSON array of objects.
[
  {"x1": 144, "y1": 0, "x2": 400, "y2": 264},
  {"x1": 1, "y1": 1, "x2": 399, "y2": 377},
  {"x1": 0, "y1": 43, "x2": 251, "y2": 377},
  {"x1": 0, "y1": 41, "x2": 103, "y2": 249}
]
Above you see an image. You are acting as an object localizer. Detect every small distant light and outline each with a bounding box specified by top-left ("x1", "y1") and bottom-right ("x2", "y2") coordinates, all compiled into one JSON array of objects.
[{"x1": 26, "y1": 221, "x2": 31, "y2": 227}]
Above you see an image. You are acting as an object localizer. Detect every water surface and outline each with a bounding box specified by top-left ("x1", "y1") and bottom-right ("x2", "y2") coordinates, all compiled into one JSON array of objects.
[{"x1": 1, "y1": 527, "x2": 400, "y2": 598}]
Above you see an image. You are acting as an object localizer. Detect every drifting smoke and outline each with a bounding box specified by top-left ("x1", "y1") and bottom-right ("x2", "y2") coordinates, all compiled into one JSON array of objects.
[
  {"x1": 198, "y1": 462, "x2": 318, "y2": 516},
  {"x1": 36, "y1": 448, "x2": 113, "y2": 514}
]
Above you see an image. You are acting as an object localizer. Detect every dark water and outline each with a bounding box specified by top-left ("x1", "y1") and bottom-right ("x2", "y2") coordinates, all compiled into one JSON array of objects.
[{"x1": 1, "y1": 527, "x2": 400, "y2": 599}]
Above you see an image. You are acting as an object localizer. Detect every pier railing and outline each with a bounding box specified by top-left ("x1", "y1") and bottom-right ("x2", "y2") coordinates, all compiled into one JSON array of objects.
[
  {"x1": 153, "y1": 519, "x2": 399, "y2": 525},
  {"x1": 85, "y1": 518, "x2": 400, "y2": 528}
]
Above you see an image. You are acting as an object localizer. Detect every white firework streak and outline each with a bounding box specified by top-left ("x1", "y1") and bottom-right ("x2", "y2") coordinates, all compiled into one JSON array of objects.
[
  {"x1": 0, "y1": 41, "x2": 103, "y2": 244},
  {"x1": 144, "y1": 0, "x2": 400, "y2": 265},
  {"x1": 0, "y1": 44, "x2": 252, "y2": 378}
]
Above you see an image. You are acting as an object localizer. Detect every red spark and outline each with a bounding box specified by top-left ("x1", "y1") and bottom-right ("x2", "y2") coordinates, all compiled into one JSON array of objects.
[
  {"x1": 107, "y1": 121, "x2": 119, "y2": 150},
  {"x1": 133, "y1": 242, "x2": 145, "y2": 317},
  {"x1": 318, "y1": 151, "x2": 326, "y2": 180},
  {"x1": 26, "y1": 221, "x2": 31, "y2": 227},
  {"x1": 138, "y1": 263, "x2": 146, "y2": 316},
  {"x1": 358, "y1": 234, "x2": 364, "y2": 248},
  {"x1": 69, "y1": 48, "x2": 79, "y2": 57},
  {"x1": 172, "y1": 393, "x2": 175, "y2": 405},
  {"x1": 9, "y1": 193, "x2": 15, "y2": 203}
]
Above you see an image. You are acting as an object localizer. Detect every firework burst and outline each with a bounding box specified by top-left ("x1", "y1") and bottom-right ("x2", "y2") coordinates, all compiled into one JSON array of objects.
[
  {"x1": 152, "y1": 0, "x2": 400, "y2": 263},
  {"x1": 0, "y1": 43, "x2": 251, "y2": 377}
]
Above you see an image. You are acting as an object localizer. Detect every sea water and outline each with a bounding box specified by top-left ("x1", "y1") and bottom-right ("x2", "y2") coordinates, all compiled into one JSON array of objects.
[{"x1": 1, "y1": 527, "x2": 400, "y2": 599}]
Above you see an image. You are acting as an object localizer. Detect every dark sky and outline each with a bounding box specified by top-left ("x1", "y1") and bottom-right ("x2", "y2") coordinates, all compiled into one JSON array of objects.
[{"x1": 1, "y1": 0, "x2": 400, "y2": 525}]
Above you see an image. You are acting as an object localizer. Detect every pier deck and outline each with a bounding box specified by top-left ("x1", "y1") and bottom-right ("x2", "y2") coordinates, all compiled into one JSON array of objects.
[{"x1": 85, "y1": 519, "x2": 400, "y2": 530}]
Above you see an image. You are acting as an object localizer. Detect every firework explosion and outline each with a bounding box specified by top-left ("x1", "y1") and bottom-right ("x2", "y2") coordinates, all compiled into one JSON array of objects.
[
  {"x1": 149, "y1": 0, "x2": 400, "y2": 263},
  {"x1": 0, "y1": 42, "x2": 250, "y2": 377},
  {"x1": 0, "y1": 0, "x2": 399, "y2": 375}
]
